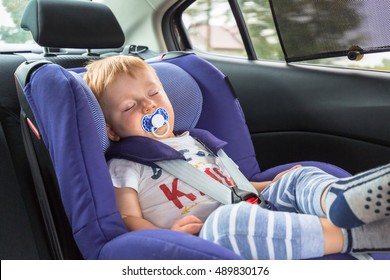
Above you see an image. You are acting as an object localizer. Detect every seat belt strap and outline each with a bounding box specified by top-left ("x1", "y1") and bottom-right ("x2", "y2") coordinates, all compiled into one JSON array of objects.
[
  {"x1": 216, "y1": 149, "x2": 257, "y2": 194},
  {"x1": 156, "y1": 149, "x2": 270, "y2": 208},
  {"x1": 156, "y1": 159, "x2": 233, "y2": 205},
  {"x1": 216, "y1": 149, "x2": 269, "y2": 208}
]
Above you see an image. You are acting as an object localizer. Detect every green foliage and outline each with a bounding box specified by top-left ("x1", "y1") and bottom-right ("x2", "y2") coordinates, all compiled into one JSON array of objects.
[
  {"x1": 238, "y1": 0, "x2": 284, "y2": 60},
  {"x1": 184, "y1": 0, "x2": 284, "y2": 60},
  {"x1": 0, "y1": 0, "x2": 32, "y2": 43}
]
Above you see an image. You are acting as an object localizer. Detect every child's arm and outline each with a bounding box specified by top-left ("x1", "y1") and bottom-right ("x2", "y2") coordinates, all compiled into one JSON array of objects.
[
  {"x1": 114, "y1": 187, "x2": 156, "y2": 231},
  {"x1": 114, "y1": 187, "x2": 203, "y2": 235},
  {"x1": 251, "y1": 181, "x2": 272, "y2": 192}
]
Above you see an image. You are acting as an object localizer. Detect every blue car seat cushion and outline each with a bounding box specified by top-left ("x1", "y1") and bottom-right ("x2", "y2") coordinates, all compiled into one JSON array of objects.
[
  {"x1": 254, "y1": 160, "x2": 352, "y2": 181},
  {"x1": 99, "y1": 229, "x2": 242, "y2": 260}
]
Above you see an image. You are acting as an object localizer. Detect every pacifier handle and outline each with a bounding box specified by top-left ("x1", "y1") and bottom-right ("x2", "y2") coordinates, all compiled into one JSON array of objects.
[{"x1": 151, "y1": 121, "x2": 170, "y2": 138}]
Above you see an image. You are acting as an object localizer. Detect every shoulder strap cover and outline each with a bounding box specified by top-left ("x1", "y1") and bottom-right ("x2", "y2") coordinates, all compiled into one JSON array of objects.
[{"x1": 105, "y1": 128, "x2": 227, "y2": 167}]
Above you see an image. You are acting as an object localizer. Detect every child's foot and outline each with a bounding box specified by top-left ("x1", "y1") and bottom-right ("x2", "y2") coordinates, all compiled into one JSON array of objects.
[
  {"x1": 343, "y1": 218, "x2": 390, "y2": 254},
  {"x1": 325, "y1": 163, "x2": 390, "y2": 228}
]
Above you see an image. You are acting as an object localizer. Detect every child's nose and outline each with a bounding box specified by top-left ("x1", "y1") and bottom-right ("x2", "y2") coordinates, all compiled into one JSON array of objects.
[{"x1": 142, "y1": 99, "x2": 157, "y2": 114}]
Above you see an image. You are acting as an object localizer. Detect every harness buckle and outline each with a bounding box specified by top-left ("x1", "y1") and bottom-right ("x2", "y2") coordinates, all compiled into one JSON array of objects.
[{"x1": 231, "y1": 187, "x2": 274, "y2": 210}]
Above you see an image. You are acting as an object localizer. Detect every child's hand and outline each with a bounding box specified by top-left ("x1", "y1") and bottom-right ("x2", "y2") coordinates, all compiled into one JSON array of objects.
[{"x1": 171, "y1": 215, "x2": 203, "y2": 235}]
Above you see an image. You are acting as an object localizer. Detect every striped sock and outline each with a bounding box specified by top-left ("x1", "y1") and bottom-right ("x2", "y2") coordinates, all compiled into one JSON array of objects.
[{"x1": 325, "y1": 163, "x2": 390, "y2": 228}]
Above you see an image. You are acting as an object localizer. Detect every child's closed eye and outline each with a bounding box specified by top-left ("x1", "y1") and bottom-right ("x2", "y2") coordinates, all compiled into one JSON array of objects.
[
  {"x1": 149, "y1": 91, "x2": 159, "y2": 97},
  {"x1": 123, "y1": 103, "x2": 135, "y2": 112}
]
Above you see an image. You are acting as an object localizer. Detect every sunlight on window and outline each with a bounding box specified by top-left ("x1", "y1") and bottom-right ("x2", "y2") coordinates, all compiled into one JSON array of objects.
[
  {"x1": 238, "y1": 0, "x2": 283, "y2": 60},
  {"x1": 0, "y1": 4, "x2": 14, "y2": 27},
  {"x1": 183, "y1": 0, "x2": 284, "y2": 60},
  {"x1": 182, "y1": 0, "x2": 246, "y2": 57},
  {"x1": 0, "y1": 0, "x2": 33, "y2": 44}
]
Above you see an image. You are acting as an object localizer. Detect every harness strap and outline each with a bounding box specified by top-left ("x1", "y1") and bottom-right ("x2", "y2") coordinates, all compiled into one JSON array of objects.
[
  {"x1": 217, "y1": 149, "x2": 269, "y2": 208},
  {"x1": 156, "y1": 149, "x2": 270, "y2": 208},
  {"x1": 156, "y1": 159, "x2": 232, "y2": 205}
]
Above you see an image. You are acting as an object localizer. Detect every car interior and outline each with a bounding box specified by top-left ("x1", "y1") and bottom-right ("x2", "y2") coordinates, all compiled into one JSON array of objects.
[{"x1": 1, "y1": 0, "x2": 390, "y2": 260}]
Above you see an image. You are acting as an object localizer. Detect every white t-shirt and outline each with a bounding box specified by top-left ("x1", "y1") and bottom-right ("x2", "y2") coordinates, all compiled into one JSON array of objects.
[{"x1": 108, "y1": 131, "x2": 233, "y2": 229}]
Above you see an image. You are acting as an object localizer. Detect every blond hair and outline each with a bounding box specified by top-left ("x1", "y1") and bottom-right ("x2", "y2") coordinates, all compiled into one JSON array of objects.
[{"x1": 84, "y1": 55, "x2": 157, "y2": 102}]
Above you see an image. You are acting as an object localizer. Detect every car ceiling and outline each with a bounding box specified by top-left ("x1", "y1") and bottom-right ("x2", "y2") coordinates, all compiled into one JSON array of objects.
[{"x1": 96, "y1": 0, "x2": 177, "y2": 52}]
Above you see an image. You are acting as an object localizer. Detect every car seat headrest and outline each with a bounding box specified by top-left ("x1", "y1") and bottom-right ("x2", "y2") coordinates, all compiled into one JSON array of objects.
[
  {"x1": 21, "y1": 0, "x2": 125, "y2": 49},
  {"x1": 150, "y1": 62, "x2": 203, "y2": 133},
  {"x1": 71, "y1": 61, "x2": 203, "y2": 153}
]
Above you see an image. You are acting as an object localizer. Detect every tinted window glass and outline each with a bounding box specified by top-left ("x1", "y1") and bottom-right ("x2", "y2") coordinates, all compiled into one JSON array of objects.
[{"x1": 270, "y1": 0, "x2": 390, "y2": 63}]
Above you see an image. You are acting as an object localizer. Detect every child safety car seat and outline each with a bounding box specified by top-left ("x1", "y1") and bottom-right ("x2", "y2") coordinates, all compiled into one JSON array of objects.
[{"x1": 15, "y1": 0, "x2": 389, "y2": 260}]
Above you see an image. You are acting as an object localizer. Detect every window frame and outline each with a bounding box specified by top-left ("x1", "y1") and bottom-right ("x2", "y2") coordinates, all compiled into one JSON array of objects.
[
  {"x1": 162, "y1": 0, "x2": 390, "y2": 72},
  {"x1": 163, "y1": 0, "x2": 258, "y2": 60}
]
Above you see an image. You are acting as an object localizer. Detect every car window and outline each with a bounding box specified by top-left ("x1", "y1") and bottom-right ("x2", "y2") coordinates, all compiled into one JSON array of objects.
[
  {"x1": 181, "y1": 0, "x2": 390, "y2": 71},
  {"x1": 270, "y1": 0, "x2": 390, "y2": 62},
  {"x1": 182, "y1": 0, "x2": 283, "y2": 60},
  {"x1": 238, "y1": 0, "x2": 283, "y2": 60},
  {"x1": 0, "y1": 0, "x2": 33, "y2": 45},
  {"x1": 182, "y1": 0, "x2": 247, "y2": 57}
]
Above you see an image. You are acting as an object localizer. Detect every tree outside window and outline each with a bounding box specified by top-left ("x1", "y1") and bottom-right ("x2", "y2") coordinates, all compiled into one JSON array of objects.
[{"x1": 0, "y1": 0, "x2": 32, "y2": 44}]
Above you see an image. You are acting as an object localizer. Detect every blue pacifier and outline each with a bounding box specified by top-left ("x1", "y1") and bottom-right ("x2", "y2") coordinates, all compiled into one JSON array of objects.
[{"x1": 141, "y1": 107, "x2": 170, "y2": 138}]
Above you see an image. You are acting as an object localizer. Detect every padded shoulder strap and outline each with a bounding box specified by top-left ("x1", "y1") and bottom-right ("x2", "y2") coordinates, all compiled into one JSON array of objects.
[
  {"x1": 105, "y1": 128, "x2": 228, "y2": 167},
  {"x1": 183, "y1": 128, "x2": 227, "y2": 154},
  {"x1": 106, "y1": 136, "x2": 185, "y2": 168}
]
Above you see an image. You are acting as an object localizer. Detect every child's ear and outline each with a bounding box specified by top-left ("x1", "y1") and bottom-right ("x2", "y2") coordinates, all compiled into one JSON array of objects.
[{"x1": 106, "y1": 124, "x2": 120, "y2": 142}]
